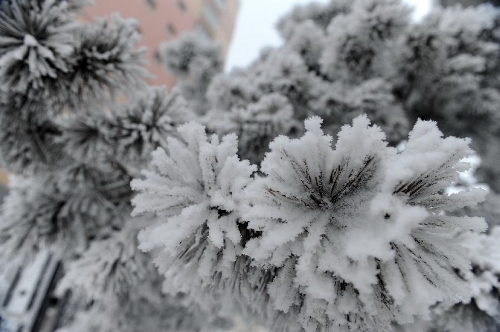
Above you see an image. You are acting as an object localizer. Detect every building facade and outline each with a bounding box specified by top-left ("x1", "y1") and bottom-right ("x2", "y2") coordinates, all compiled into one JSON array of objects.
[{"x1": 83, "y1": 0, "x2": 240, "y2": 87}]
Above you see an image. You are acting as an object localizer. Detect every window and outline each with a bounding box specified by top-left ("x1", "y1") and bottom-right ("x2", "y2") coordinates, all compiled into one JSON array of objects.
[
  {"x1": 202, "y1": 4, "x2": 219, "y2": 31},
  {"x1": 154, "y1": 50, "x2": 163, "y2": 64},
  {"x1": 178, "y1": 0, "x2": 186, "y2": 11},
  {"x1": 166, "y1": 23, "x2": 176, "y2": 36},
  {"x1": 145, "y1": 0, "x2": 157, "y2": 9}
]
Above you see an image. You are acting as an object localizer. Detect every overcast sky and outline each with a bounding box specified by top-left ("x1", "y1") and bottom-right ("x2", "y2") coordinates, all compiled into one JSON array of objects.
[{"x1": 226, "y1": 0, "x2": 432, "y2": 71}]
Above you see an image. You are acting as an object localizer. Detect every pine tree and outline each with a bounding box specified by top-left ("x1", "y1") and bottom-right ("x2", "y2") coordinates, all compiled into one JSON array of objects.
[
  {"x1": 0, "y1": 1, "x2": 215, "y2": 331},
  {"x1": 133, "y1": 115, "x2": 488, "y2": 332},
  {"x1": 1, "y1": 0, "x2": 499, "y2": 331},
  {"x1": 156, "y1": 32, "x2": 224, "y2": 115},
  {"x1": 147, "y1": 0, "x2": 500, "y2": 331}
]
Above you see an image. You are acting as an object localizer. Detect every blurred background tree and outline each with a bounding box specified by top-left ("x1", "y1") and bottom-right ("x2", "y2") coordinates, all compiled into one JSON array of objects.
[{"x1": 0, "y1": 1, "x2": 223, "y2": 331}]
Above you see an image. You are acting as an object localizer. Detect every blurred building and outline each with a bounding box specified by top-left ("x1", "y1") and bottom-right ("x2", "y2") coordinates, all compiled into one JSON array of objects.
[
  {"x1": 83, "y1": 0, "x2": 240, "y2": 87},
  {"x1": 437, "y1": 0, "x2": 500, "y2": 7}
]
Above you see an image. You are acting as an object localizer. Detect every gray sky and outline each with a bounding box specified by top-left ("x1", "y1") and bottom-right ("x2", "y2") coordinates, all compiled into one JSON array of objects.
[{"x1": 226, "y1": 0, "x2": 432, "y2": 71}]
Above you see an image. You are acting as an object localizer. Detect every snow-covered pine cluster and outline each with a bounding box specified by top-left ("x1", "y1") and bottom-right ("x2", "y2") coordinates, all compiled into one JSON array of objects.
[
  {"x1": 132, "y1": 114, "x2": 488, "y2": 332},
  {"x1": 0, "y1": 1, "x2": 220, "y2": 331},
  {"x1": 1, "y1": 0, "x2": 499, "y2": 331},
  {"x1": 146, "y1": 0, "x2": 500, "y2": 331},
  {"x1": 158, "y1": 0, "x2": 500, "y2": 189}
]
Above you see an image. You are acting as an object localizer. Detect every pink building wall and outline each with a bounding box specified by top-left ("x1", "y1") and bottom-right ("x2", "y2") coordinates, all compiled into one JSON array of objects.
[{"x1": 83, "y1": 0, "x2": 240, "y2": 88}]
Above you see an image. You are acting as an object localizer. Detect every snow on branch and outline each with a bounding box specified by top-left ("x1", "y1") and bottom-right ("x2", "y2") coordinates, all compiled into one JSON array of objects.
[
  {"x1": 0, "y1": 167, "x2": 129, "y2": 262},
  {"x1": 242, "y1": 115, "x2": 487, "y2": 331},
  {"x1": 132, "y1": 114, "x2": 486, "y2": 332},
  {"x1": 432, "y1": 227, "x2": 500, "y2": 332},
  {"x1": 131, "y1": 121, "x2": 257, "y2": 297},
  {"x1": 66, "y1": 14, "x2": 148, "y2": 105},
  {"x1": 57, "y1": 88, "x2": 194, "y2": 170},
  {"x1": 156, "y1": 32, "x2": 223, "y2": 114},
  {"x1": 0, "y1": 0, "x2": 78, "y2": 101}
]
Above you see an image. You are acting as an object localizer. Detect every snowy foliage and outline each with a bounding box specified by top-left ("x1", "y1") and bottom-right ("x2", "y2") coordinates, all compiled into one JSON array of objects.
[
  {"x1": 55, "y1": 291, "x2": 219, "y2": 332},
  {"x1": 284, "y1": 21, "x2": 326, "y2": 73},
  {"x1": 157, "y1": 32, "x2": 223, "y2": 114},
  {"x1": 0, "y1": 168, "x2": 128, "y2": 261},
  {"x1": 276, "y1": 0, "x2": 351, "y2": 39},
  {"x1": 157, "y1": 32, "x2": 222, "y2": 78},
  {"x1": 241, "y1": 116, "x2": 486, "y2": 331},
  {"x1": 0, "y1": 0, "x2": 147, "y2": 110},
  {"x1": 453, "y1": 193, "x2": 500, "y2": 231},
  {"x1": 203, "y1": 93, "x2": 301, "y2": 164},
  {"x1": 105, "y1": 88, "x2": 194, "y2": 166},
  {"x1": 320, "y1": 0, "x2": 411, "y2": 82},
  {"x1": 254, "y1": 51, "x2": 324, "y2": 121},
  {"x1": 65, "y1": 14, "x2": 147, "y2": 105},
  {"x1": 0, "y1": 0, "x2": 77, "y2": 101},
  {"x1": 54, "y1": 217, "x2": 220, "y2": 332},
  {"x1": 2, "y1": 0, "x2": 500, "y2": 331},
  {"x1": 131, "y1": 121, "x2": 257, "y2": 299},
  {"x1": 392, "y1": 3, "x2": 500, "y2": 191},
  {"x1": 158, "y1": 0, "x2": 412, "y2": 166},
  {"x1": 130, "y1": 122, "x2": 275, "y2": 322},
  {"x1": 0, "y1": 104, "x2": 59, "y2": 171},
  {"x1": 311, "y1": 78, "x2": 408, "y2": 144},
  {"x1": 431, "y1": 192, "x2": 500, "y2": 331},
  {"x1": 206, "y1": 71, "x2": 258, "y2": 112},
  {"x1": 480, "y1": 193, "x2": 500, "y2": 229},
  {"x1": 430, "y1": 227, "x2": 500, "y2": 332},
  {"x1": 0, "y1": 3, "x2": 149, "y2": 171},
  {"x1": 58, "y1": 222, "x2": 151, "y2": 303},
  {"x1": 58, "y1": 88, "x2": 194, "y2": 169},
  {"x1": 0, "y1": 1, "x2": 212, "y2": 331},
  {"x1": 132, "y1": 115, "x2": 487, "y2": 331},
  {"x1": 151, "y1": 0, "x2": 500, "y2": 189}
]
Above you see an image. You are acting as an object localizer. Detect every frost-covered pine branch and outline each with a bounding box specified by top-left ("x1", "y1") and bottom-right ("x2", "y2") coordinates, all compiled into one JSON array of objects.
[
  {"x1": 0, "y1": 168, "x2": 128, "y2": 262},
  {"x1": 203, "y1": 93, "x2": 301, "y2": 164},
  {"x1": 241, "y1": 115, "x2": 486, "y2": 332},
  {"x1": 57, "y1": 87, "x2": 194, "y2": 170},
  {"x1": 0, "y1": 101, "x2": 60, "y2": 172},
  {"x1": 1, "y1": 0, "x2": 500, "y2": 330},
  {"x1": 132, "y1": 115, "x2": 487, "y2": 331},
  {"x1": 131, "y1": 122, "x2": 258, "y2": 312},
  {"x1": 131, "y1": 122, "x2": 282, "y2": 326},
  {"x1": 63, "y1": 14, "x2": 148, "y2": 106},
  {"x1": 320, "y1": 0, "x2": 411, "y2": 82},
  {"x1": 197, "y1": 0, "x2": 411, "y2": 166},
  {"x1": 57, "y1": 221, "x2": 152, "y2": 304},
  {"x1": 0, "y1": 0, "x2": 78, "y2": 102},
  {"x1": 0, "y1": 1, "x2": 217, "y2": 330},
  {"x1": 311, "y1": 78, "x2": 408, "y2": 144},
  {"x1": 55, "y1": 217, "x2": 218, "y2": 332},
  {"x1": 156, "y1": 32, "x2": 223, "y2": 114},
  {"x1": 430, "y1": 227, "x2": 500, "y2": 332},
  {"x1": 392, "y1": 3, "x2": 500, "y2": 192}
]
